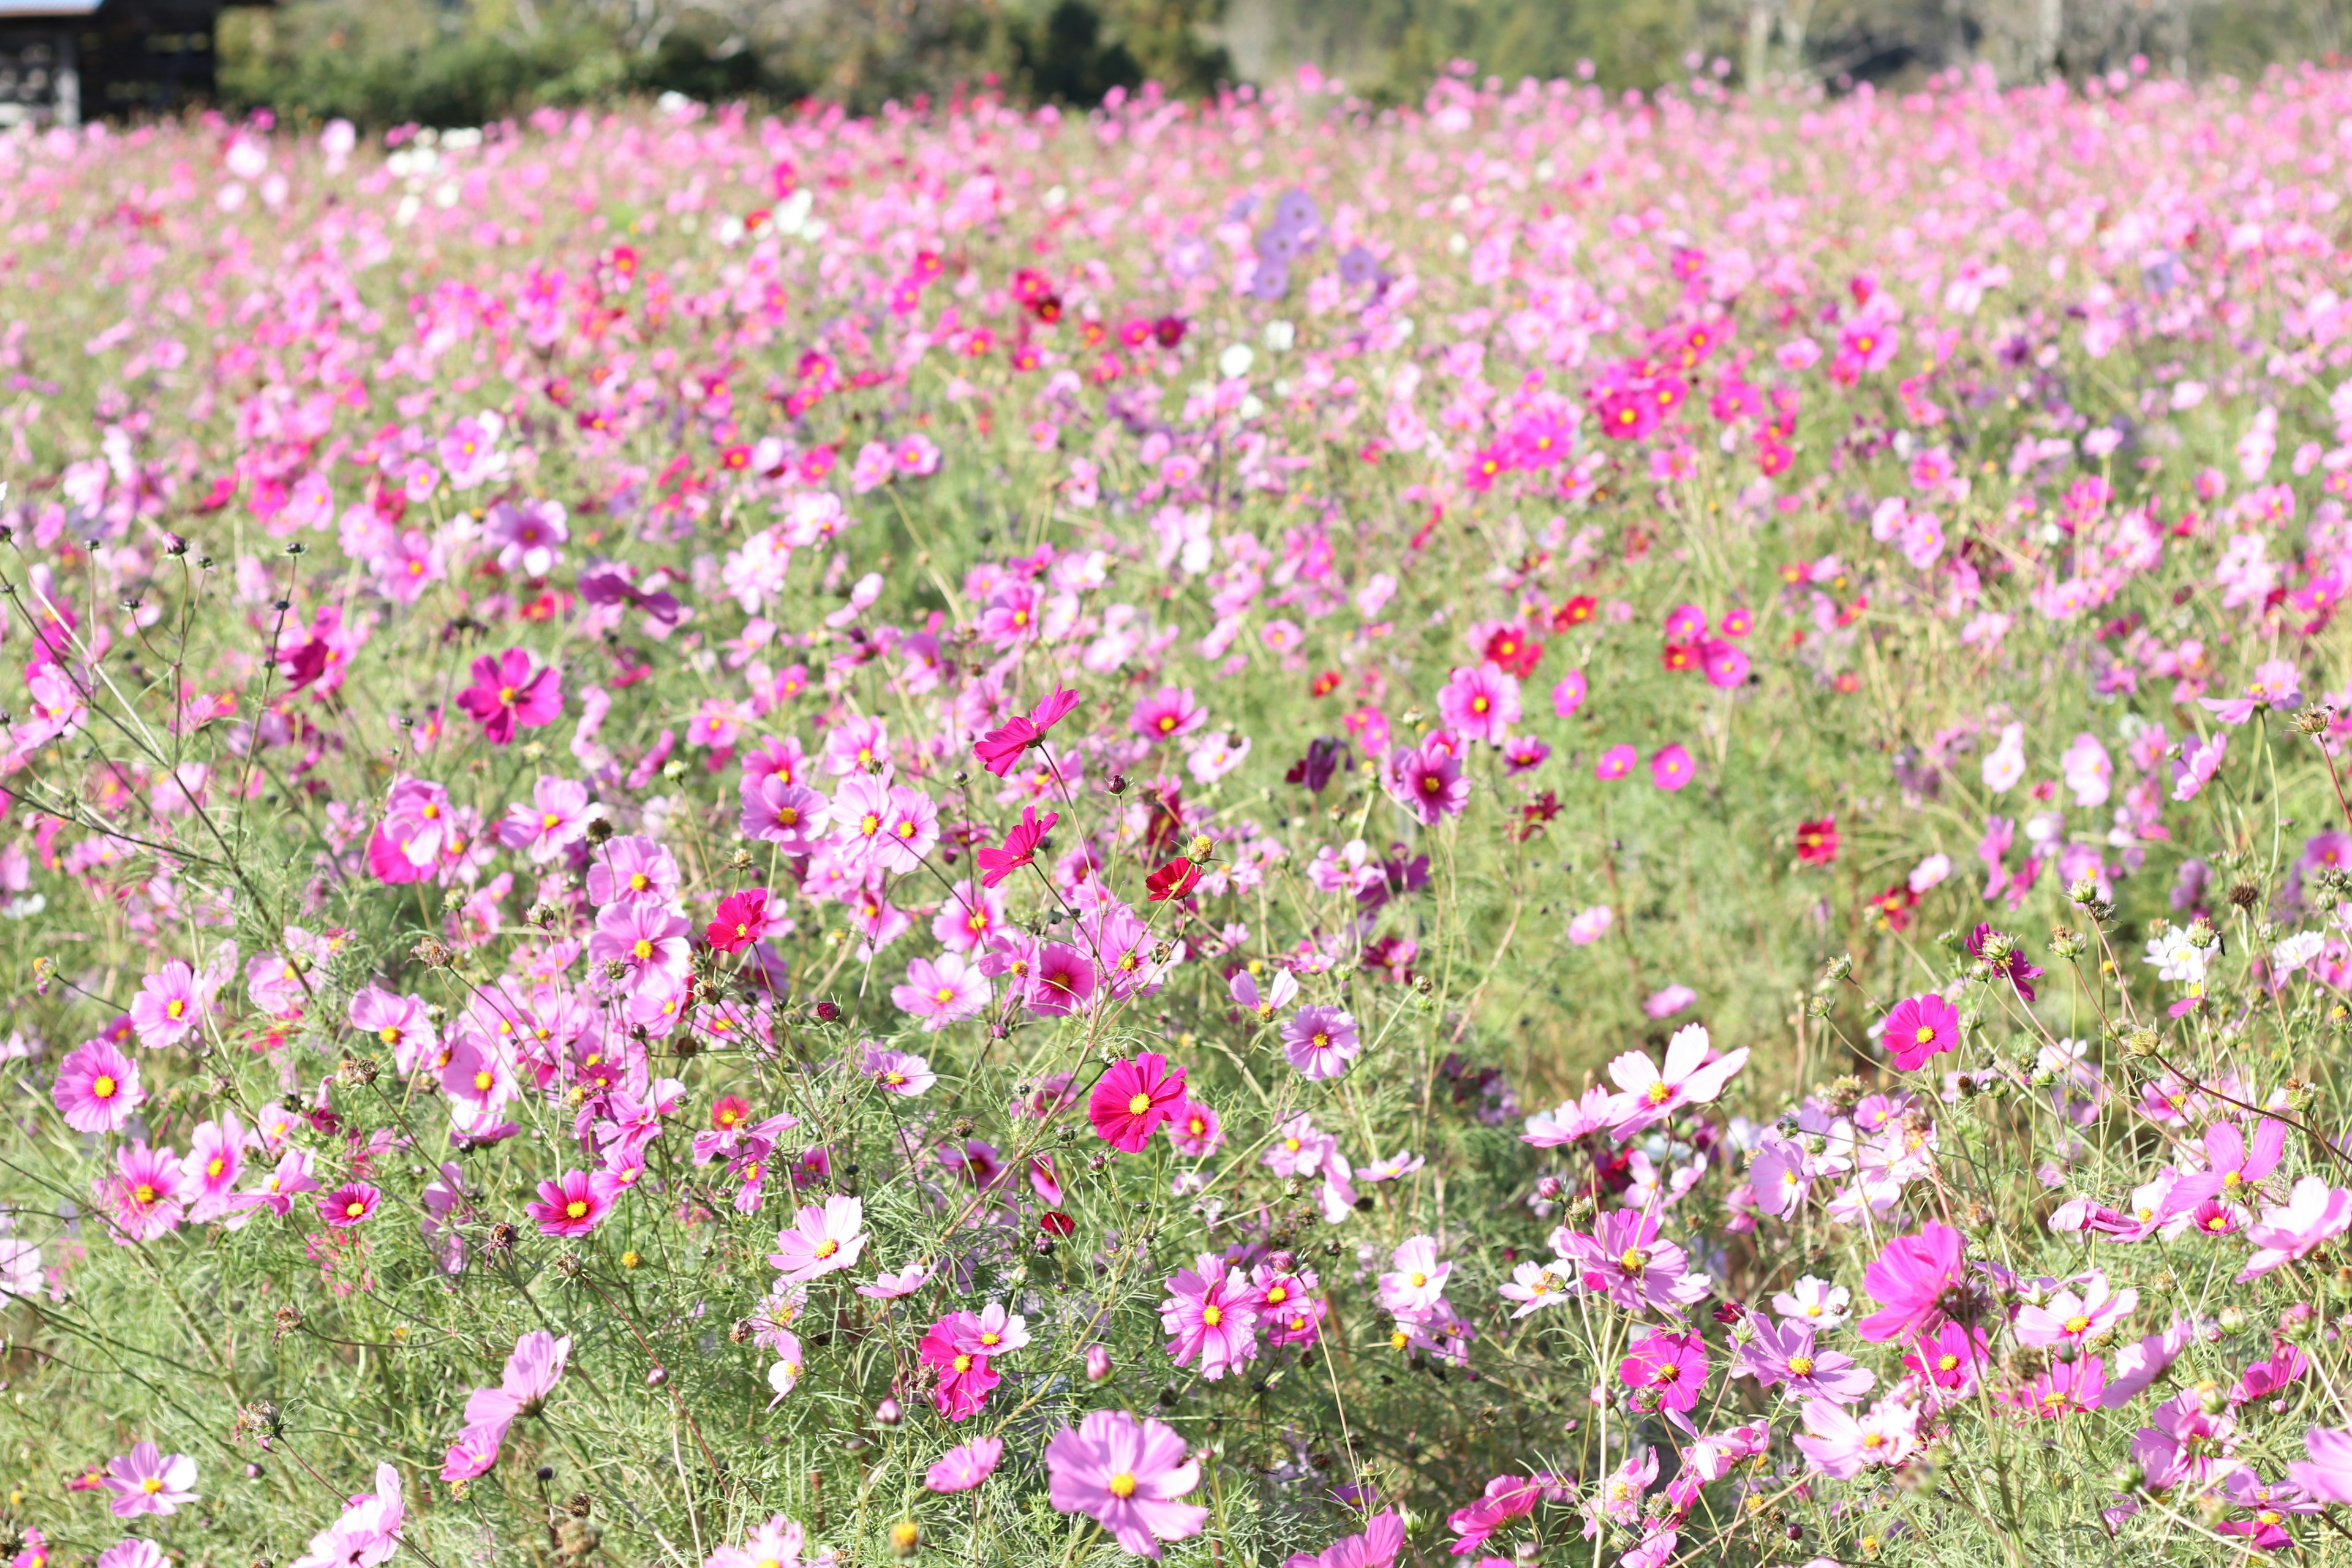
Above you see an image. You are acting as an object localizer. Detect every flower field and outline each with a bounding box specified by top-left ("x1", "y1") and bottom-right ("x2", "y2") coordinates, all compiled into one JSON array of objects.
[{"x1": 2, "y1": 55, "x2": 2352, "y2": 1568}]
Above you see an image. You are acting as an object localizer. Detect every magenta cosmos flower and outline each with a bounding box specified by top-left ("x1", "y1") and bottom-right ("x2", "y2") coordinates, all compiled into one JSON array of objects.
[
  {"x1": 1088, "y1": 1053, "x2": 1186, "y2": 1151},
  {"x1": 455, "y1": 647, "x2": 562, "y2": 745},
  {"x1": 1882, "y1": 992, "x2": 1959, "y2": 1071},
  {"x1": 103, "y1": 1441, "x2": 197, "y2": 1518},
  {"x1": 925, "y1": 1436, "x2": 1005, "y2": 1493},
  {"x1": 1045, "y1": 1408, "x2": 1208, "y2": 1559},
  {"x1": 55, "y1": 1038, "x2": 143, "y2": 1133},
  {"x1": 1129, "y1": 686, "x2": 1206, "y2": 744},
  {"x1": 104, "y1": 1142, "x2": 185, "y2": 1243},
  {"x1": 319, "y1": 1183, "x2": 381, "y2": 1229},
  {"x1": 1619, "y1": 1329, "x2": 1709, "y2": 1412},
  {"x1": 917, "y1": 1313, "x2": 1000, "y2": 1421},
  {"x1": 1280, "y1": 1005, "x2": 1361, "y2": 1081},
  {"x1": 1551, "y1": 669, "x2": 1588, "y2": 718},
  {"x1": 974, "y1": 687, "x2": 1080, "y2": 776},
  {"x1": 588, "y1": 900, "x2": 692, "y2": 993},
  {"x1": 1159, "y1": 1256, "x2": 1261, "y2": 1380},
  {"x1": 768, "y1": 1194, "x2": 867, "y2": 1280},
  {"x1": 1384, "y1": 738, "x2": 1469, "y2": 825},
  {"x1": 526, "y1": 1170, "x2": 610, "y2": 1237},
  {"x1": 1857, "y1": 1221, "x2": 1967, "y2": 1343},
  {"x1": 1436, "y1": 662, "x2": 1520, "y2": 744},
  {"x1": 1648, "y1": 744, "x2": 1694, "y2": 791},
  {"x1": 1594, "y1": 743, "x2": 1637, "y2": 780}
]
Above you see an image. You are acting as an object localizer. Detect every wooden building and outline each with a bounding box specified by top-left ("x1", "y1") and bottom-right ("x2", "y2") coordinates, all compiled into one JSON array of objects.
[{"x1": 0, "y1": 0, "x2": 241, "y2": 126}]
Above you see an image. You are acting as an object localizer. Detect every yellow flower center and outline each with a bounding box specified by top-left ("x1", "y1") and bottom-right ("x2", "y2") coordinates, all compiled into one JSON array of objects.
[
  {"x1": 633, "y1": 940, "x2": 654, "y2": 960},
  {"x1": 1913, "y1": 1025, "x2": 1936, "y2": 1044},
  {"x1": 2063, "y1": 1314, "x2": 2090, "y2": 1334},
  {"x1": 1408, "y1": 1270, "x2": 1428, "y2": 1287},
  {"x1": 1128, "y1": 1092, "x2": 1152, "y2": 1116},
  {"x1": 165, "y1": 999, "x2": 186, "y2": 1020},
  {"x1": 565, "y1": 1200, "x2": 588, "y2": 1219},
  {"x1": 474, "y1": 1071, "x2": 495, "y2": 1092},
  {"x1": 1788, "y1": 1355, "x2": 1815, "y2": 1376},
  {"x1": 1108, "y1": 1472, "x2": 1137, "y2": 1498},
  {"x1": 134, "y1": 1184, "x2": 156, "y2": 1204},
  {"x1": 92, "y1": 1075, "x2": 116, "y2": 1099},
  {"x1": 1202, "y1": 1305, "x2": 1223, "y2": 1327},
  {"x1": 813, "y1": 1238, "x2": 839, "y2": 1259},
  {"x1": 1645, "y1": 1083, "x2": 1672, "y2": 1104},
  {"x1": 346, "y1": 1200, "x2": 367, "y2": 1218},
  {"x1": 952, "y1": 1354, "x2": 973, "y2": 1373},
  {"x1": 379, "y1": 1025, "x2": 402, "y2": 1045}
]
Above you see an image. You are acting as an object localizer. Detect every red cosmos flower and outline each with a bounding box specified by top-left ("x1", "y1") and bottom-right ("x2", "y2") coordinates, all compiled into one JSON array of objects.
[
  {"x1": 1551, "y1": 595, "x2": 1598, "y2": 631},
  {"x1": 1869, "y1": 883, "x2": 1920, "y2": 932},
  {"x1": 1795, "y1": 817, "x2": 1840, "y2": 866},
  {"x1": 1481, "y1": 625, "x2": 1544, "y2": 678},
  {"x1": 455, "y1": 647, "x2": 562, "y2": 745},
  {"x1": 1660, "y1": 643, "x2": 1698, "y2": 673},
  {"x1": 976, "y1": 805, "x2": 1058, "y2": 890},
  {"x1": 706, "y1": 889, "x2": 776, "y2": 954},
  {"x1": 1040, "y1": 1210, "x2": 1076, "y2": 1238},
  {"x1": 1145, "y1": 856, "x2": 1204, "y2": 902},
  {"x1": 973, "y1": 687, "x2": 1082, "y2": 777},
  {"x1": 1309, "y1": 670, "x2": 1341, "y2": 698},
  {"x1": 1088, "y1": 1054, "x2": 1186, "y2": 1152}
]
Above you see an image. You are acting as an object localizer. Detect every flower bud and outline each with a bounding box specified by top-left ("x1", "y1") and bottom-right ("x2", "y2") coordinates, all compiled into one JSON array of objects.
[
  {"x1": 1085, "y1": 1344, "x2": 1112, "y2": 1382},
  {"x1": 2196, "y1": 1381, "x2": 2229, "y2": 1415},
  {"x1": 875, "y1": 1397, "x2": 903, "y2": 1427}
]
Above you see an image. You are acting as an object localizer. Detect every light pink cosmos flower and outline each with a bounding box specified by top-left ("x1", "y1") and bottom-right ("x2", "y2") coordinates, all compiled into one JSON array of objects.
[
  {"x1": 55, "y1": 1038, "x2": 143, "y2": 1133},
  {"x1": 1160, "y1": 1257, "x2": 1261, "y2": 1380},
  {"x1": 2239, "y1": 1175, "x2": 2352, "y2": 1281},
  {"x1": 855, "y1": 1259, "x2": 935, "y2": 1300},
  {"x1": 2290, "y1": 1428, "x2": 2352, "y2": 1504},
  {"x1": 103, "y1": 1442, "x2": 197, "y2": 1517},
  {"x1": 497, "y1": 775, "x2": 597, "y2": 863},
  {"x1": 1602, "y1": 1022, "x2": 1749, "y2": 1138},
  {"x1": 286, "y1": 1461, "x2": 403, "y2": 1568},
  {"x1": 1378, "y1": 1235, "x2": 1452, "y2": 1314},
  {"x1": 1044, "y1": 1408, "x2": 1207, "y2": 1559},
  {"x1": 485, "y1": 497, "x2": 568, "y2": 577},
  {"x1": 926, "y1": 1436, "x2": 1004, "y2": 1494},
  {"x1": 1554, "y1": 1210, "x2": 1710, "y2": 1314},
  {"x1": 2014, "y1": 1273, "x2": 2138, "y2": 1349},
  {"x1": 96, "y1": 1544, "x2": 166, "y2": 1568},
  {"x1": 234, "y1": 1147, "x2": 322, "y2": 1219},
  {"x1": 587, "y1": 834, "x2": 683, "y2": 905},
  {"x1": 2173, "y1": 731, "x2": 2228, "y2": 801},
  {"x1": 347, "y1": 986, "x2": 437, "y2": 1074},
  {"x1": 128, "y1": 962, "x2": 202, "y2": 1050},
  {"x1": 1436, "y1": 662, "x2": 1520, "y2": 744},
  {"x1": 859, "y1": 1044, "x2": 935, "y2": 1094},
  {"x1": 741, "y1": 774, "x2": 829, "y2": 853},
  {"x1": 701, "y1": 1514, "x2": 823, "y2": 1568},
  {"x1": 1521, "y1": 1084, "x2": 1617, "y2": 1147},
  {"x1": 890, "y1": 952, "x2": 989, "y2": 1030},
  {"x1": 1227, "y1": 967, "x2": 1298, "y2": 1022},
  {"x1": 1793, "y1": 1396, "x2": 1920, "y2": 1477},
  {"x1": 589, "y1": 900, "x2": 693, "y2": 993},
  {"x1": 769, "y1": 1194, "x2": 867, "y2": 1281},
  {"x1": 953, "y1": 1302, "x2": 1031, "y2": 1357}
]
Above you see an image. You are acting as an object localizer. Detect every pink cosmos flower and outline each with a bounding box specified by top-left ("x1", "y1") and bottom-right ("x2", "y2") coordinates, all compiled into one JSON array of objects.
[
  {"x1": 859, "y1": 1045, "x2": 935, "y2": 1095},
  {"x1": 2010, "y1": 1355, "x2": 2106, "y2": 1417},
  {"x1": 589, "y1": 900, "x2": 693, "y2": 992},
  {"x1": 1618, "y1": 1329, "x2": 1709, "y2": 1412},
  {"x1": 1733, "y1": 1317, "x2": 1876, "y2": 1404},
  {"x1": 954, "y1": 1302, "x2": 1030, "y2": 1357},
  {"x1": 498, "y1": 775, "x2": 595, "y2": 863},
  {"x1": 1436, "y1": 662, "x2": 1521, "y2": 744},
  {"x1": 1602, "y1": 1022, "x2": 1749, "y2": 1137},
  {"x1": 103, "y1": 1442, "x2": 197, "y2": 1518},
  {"x1": 1283, "y1": 1510, "x2": 1406, "y2": 1568},
  {"x1": 1028, "y1": 943, "x2": 1098, "y2": 1016},
  {"x1": 891, "y1": 952, "x2": 990, "y2": 1030},
  {"x1": 976, "y1": 804, "x2": 1057, "y2": 889},
  {"x1": 1857, "y1": 1222, "x2": 1967, "y2": 1342},
  {"x1": 1556, "y1": 1209, "x2": 1710, "y2": 1314},
  {"x1": 918, "y1": 1313, "x2": 1000, "y2": 1420},
  {"x1": 856, "y1": 1259, "x2": 935, "y2": 1300},
  {"x1": 1794, "y1": 1396, "x2": 1920, "y2": 1477},
  {"x1": 1280, "y1": 1005, "x2": 1361, "y2": 1080},
  {"x1": 1160, "y1": 1257, "x2": 1261, "y2": 1379},
  {"x1": 1384, "y1": 739, "x2": 1469, "y2": 824},
  {"x1": 128, "y1": 962, "x2": 202, "y2": 1050},
  {"x1": 926, "y1": 1436, "x2": 1005, "y2": 1493},
  {"x1": 2239, "y1": 1175, "x2": 2352, "y2": 1281},
  {"x1": 485, "y1": 497, "x2": 568, "y2": 577},
  {"x1": 2290, "y1": 1428, "x2": 2352, "y2": 1504},
  {"x1": 235, "y1": 1148, "x2": 322, "y2": 1218},
  {"x1": 2173, "y1": 731, "x2": 2228, "y2": 801},
  {"x1": 286, "y1": 1461, "x2": 402, "y2": 1568},
  {"x1": 526, "y1": 1170, "x2": 611, "y2": 1237},
  {"x1": 320, "y1": 1182, "x2": 381, "y2": 1229},
  {"x1": 2162, "y1": 1117, "x2": 2289, "y2": 1218},
  {"x1": 1551, "y1": 669, "x2": 1588, "y2": 718},
  {"x1": 1378, "y1": 1235, "x2": 1452, "y2": 1314},
  {"x1": 455, "y1": 648, "x2": 562, "y2": 745},
  {"x1": 102, "y1": 1142, "x2": 184, "y2": 1245},
  {"x1": 1648, "y1": 744, "x2": 1694, "y2": 791},
  {"x1": 1089, "y1": 1054, "x2": 1186, "y2": 1151},
  {"x1": 348, "y1": 985, "x2": 436, "y2": 1074},
  {"x1": 1594, "y1": 743, "x2": 1637, "y2": 780},
  {"x1": 703, "y1": 1516, "x2": 820, "y2": 1568},
  {"x1": 55, "y1": 1038, "x2": 143, "y2": 1133},
  {"x1": 1167, "y1": 1098, "x2": 1223, "y2": 1156},
  {"x1": 1521, "y1": 1084, "x2": 1617, "y2": 1146},
  {"x1": 181, "y1": 1114, "x2": 247, "y2": 1224},
  {"x1": 769, "y1": 1194, "x2": 867, "y2": 1280},
  {"x1": 2014, "y1": 1273, "x2": 2138, "y2": 1349},
  {"x1": 1131, "y1": 687, "x2": 1207, "y2": 744},
  {"x1": 1044, "y1": 1408, "x2": 1207, "y2": 1559},
  {"x1": 1883, "y1": 992, "x2": 1959, "y2": 1071},
  {"x1": 587, "y1": 835, "x2": 682, "y2": 907}
]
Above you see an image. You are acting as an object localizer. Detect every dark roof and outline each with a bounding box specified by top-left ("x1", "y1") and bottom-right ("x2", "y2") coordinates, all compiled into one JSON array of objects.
[{"x1": 0, "y1": 1, "x2": 106, "y2": 15}]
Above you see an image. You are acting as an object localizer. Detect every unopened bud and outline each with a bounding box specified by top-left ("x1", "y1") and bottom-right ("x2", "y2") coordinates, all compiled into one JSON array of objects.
[{"x1": 1085, "y1": 1344, "x2": 1113, "y2": 1382}]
